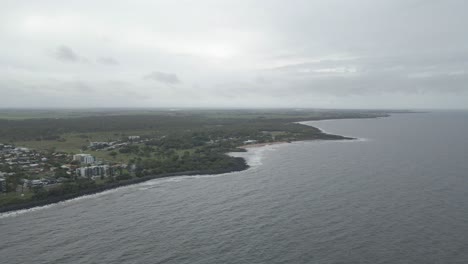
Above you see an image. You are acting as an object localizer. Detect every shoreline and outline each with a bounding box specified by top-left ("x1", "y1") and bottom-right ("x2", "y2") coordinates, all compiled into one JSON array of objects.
[
  {"x1": 0, "y1": 117, "x2": 375, "y2": 214},
  {"x1": 238, "y1": 141, "x2": 290, "y2": 149},
  {"x1": 0, "y1": 167, "x2": 247, "y2": 214}
]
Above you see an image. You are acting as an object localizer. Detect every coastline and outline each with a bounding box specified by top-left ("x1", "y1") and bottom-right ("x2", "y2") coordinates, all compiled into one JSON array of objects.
[
  {"x1": 238, "y1": 141, "x2": 290, "y2": 149},
  {"x1": 0, "y1": 118, "x2": 369, "y2": 214},
  {"x1": 0, "y1": 167, "x2": 247, "y2": 214}
]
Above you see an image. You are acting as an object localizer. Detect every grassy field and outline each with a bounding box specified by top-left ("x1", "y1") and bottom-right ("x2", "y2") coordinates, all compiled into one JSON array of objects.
[
  {"x1": 14, "y1": 129, "x2": 200, "y2": 164},
  {"x1": 15, "y1": 129, "x2": 156, "y2": 152},
  {"x1": 15, "y1": 130, "x2": 148, "y2": 163}
]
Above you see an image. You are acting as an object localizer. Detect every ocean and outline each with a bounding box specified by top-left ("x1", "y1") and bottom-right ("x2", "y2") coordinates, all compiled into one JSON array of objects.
[{"x1": 1, "y1": 111, "x2": 468, "y2": 263}]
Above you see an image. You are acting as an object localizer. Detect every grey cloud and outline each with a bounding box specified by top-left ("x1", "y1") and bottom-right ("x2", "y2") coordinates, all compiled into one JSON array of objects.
[
  {"x1": 52, "y1": 45, "x2": 82, "y2": 63},
  {"x1": 97, "y1": 57, "x2": 119, "y2": 65},
  {"x1": 262, "y1": 52, "x2": 468, "y2": 96},
  {"x1": 282, "y1": 72, "x2": 468, "y2": 97},
  {"x1": 0, "y1": 78, "x2": 149, "y2": 107},
  {"x1": 143, "y1": 71, "x2": 181, "y2": 84},
  {"x1": 268, "y1": 53, "x2": 468, "y2": 75}
]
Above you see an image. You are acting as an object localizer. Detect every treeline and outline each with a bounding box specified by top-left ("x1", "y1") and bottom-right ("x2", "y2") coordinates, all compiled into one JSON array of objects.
[
  {"x1": 135, "y1": 152, "x2": 247, "y2": 176},
  {"x1": 0, "y1": 115, "x2": 201, "y2": 141},
  {"x1": 0, "y1": 110, "x2": 388, "y2": 141}
]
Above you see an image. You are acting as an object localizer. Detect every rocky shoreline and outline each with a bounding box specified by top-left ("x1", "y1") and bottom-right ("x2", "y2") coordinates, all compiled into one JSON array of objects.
[{"x1": 0, "y1": 166, "x2": 249, "y2": 214}]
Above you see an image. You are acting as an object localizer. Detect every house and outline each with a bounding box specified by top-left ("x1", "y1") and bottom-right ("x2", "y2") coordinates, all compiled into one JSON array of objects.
[{"x1": 128, "y1": 136, "x2": 140, "y2": 141}]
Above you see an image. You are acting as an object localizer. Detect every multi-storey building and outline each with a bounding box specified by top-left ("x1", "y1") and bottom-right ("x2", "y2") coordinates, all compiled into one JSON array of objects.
[{"x1": 76, "y1": 165, "x2": 110, "y2": 178}]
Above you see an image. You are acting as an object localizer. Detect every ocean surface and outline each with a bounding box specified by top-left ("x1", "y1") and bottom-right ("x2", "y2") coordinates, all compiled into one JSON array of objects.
[{"x1": 1, "y1": 112, "x2": 468, "y2": 264}]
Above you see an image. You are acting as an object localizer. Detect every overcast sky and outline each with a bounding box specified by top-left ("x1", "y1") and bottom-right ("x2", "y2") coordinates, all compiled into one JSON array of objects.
[{"x1": 1, "y1": 0, "x2": 467, "y2": 109}]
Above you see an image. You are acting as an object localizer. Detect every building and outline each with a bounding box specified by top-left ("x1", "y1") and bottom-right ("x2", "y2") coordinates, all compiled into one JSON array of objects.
[
  {"x1": 72, "y1": 154, "x2": 95, "y2": 164},
  {"x1": 76, "y1": 165, "x2": 110, "y2": 178},
  {"x1": 30, "y1": 180, "x2": 43, "y2": 187},
  {"x1": 128, "y1": 136, "x2": 140, "y2": 141}
]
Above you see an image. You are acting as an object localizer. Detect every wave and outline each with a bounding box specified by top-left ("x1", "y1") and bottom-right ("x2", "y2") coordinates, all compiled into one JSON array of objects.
[{"x1": 229, "y1": 143, "x2": 286, "y2": 167}]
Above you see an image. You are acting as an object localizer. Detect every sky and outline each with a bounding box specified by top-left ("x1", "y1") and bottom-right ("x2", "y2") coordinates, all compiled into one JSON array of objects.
[{"x1": 1, "y1": 0, "x2": 467, "y2": 109}]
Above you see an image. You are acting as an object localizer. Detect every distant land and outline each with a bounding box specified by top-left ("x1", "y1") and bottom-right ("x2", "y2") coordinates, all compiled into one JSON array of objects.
[{"x1": 0, "y1": 109, "x2": 404, "y2": 212}]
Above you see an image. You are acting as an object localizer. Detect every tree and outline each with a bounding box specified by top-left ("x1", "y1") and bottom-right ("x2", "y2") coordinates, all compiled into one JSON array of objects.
[
  {"x1": 116, "y1": 173, "x2": 132, "y2": 181},
  {"x1": 6, "y1": 174, "x2": 21, "y2": 192},
  {"x1": 54, "y1": 168, "x2": 69, "y2": 178}
]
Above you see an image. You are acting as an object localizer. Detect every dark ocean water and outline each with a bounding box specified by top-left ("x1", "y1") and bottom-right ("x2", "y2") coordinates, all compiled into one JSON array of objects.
[{"x1": 1, "y1": 112, "x2": 468, "y2": 264}]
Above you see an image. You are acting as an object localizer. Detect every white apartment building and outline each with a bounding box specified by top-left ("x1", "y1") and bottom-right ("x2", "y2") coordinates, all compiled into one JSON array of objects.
[
  {"x1": 72, "y1": 154, "x2": 95, "y2": 164},
  {"x1": 76, "y1": 165, "x2": 110, "y2": 178}
]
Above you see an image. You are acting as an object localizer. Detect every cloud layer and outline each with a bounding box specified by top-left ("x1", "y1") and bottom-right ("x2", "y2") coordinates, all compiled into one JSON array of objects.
[{"x1": 1, "y1": 0, "x2": 467, "y2": 109}]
